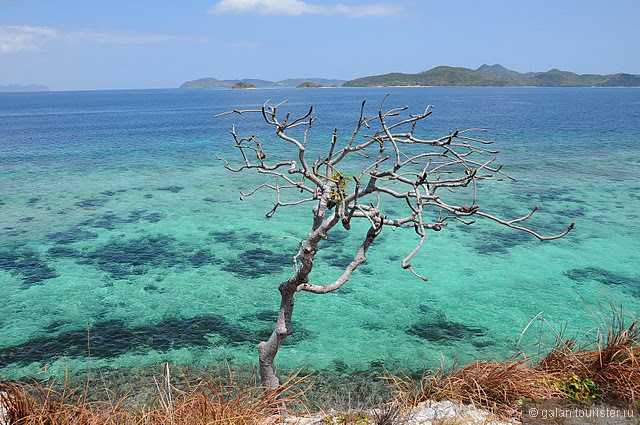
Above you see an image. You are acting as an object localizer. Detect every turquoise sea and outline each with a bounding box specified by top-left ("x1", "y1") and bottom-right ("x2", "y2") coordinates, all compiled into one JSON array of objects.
[{"x1": 1, "y1": 87, "x2": 639, "y2": 380}]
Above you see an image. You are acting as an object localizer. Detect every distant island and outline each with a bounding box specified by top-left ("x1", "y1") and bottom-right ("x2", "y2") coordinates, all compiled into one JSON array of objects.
[
  {"x1": 0, "y1": 84, "x2": 49, "y2": 92},
  {"x1": 180, "y1": 77, "x2": 345, "y2": 88},
  {"x1": 180, "y1": 65, "x2": 640, "y2": 89},
  {"x1": 296, "y1": 81, "x2": 323, "y2": 88},
  {"x1": 230, "y1": 81, "x2": 256, "y2": 89},
  {"x1": 343, "y1": 65, "x2": 640, "y2": 87},
  {"x1": 278, "y1": 78, "x2": 341, "y2": 87}
]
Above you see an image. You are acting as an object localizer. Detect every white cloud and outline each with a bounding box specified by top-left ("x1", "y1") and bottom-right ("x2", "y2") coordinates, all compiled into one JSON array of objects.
[
  {"x1": 208, "y1": 0, "x2": 400, "y2": 17},
  {"x1": 0, "y1": 25, "x2": 56, "y2": 53},
  {"x1": 0, "y1": 25, "x2": 206, "y2": 53},
  {"x1": 346, "y1": 3, "x2": 400, "y2": 17},
  {"x1": 210, "y1": 0, "x2": 319, "y2": 15}
]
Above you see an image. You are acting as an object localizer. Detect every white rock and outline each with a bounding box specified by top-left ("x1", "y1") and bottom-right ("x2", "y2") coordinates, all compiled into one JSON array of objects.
[
  {"x1": 0, "y1": 391, "x2": 9, "y2": 425},
  {"x1": 269, "y1": 399, "x2": 519, "y2": 425},
  {"x1": 411, "y1": 406, "x2": 437, "y2": 422},
  {"x1": 407, "y1": 400, "x2": 517, "y2": 425}
]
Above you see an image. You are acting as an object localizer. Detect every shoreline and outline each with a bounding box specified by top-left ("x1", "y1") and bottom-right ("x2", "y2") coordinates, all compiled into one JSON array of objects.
[
  {"x1": 3, "y1": 86, "x2": 638, "y2": 94},
  {"x1": 2, "y1": 308, "x2": 638, "y2": 423},
  {"x1": 2, "y1": 351, "x2": 638, "y2": 424},
  {"x1": 1, "y1": 361, "x2": 394, "y2": 408}
]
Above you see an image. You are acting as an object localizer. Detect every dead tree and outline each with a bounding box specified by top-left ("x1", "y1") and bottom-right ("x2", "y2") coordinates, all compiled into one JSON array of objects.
[{"x1": 214, "y1": 97, "x2": 574, "y2": 389}]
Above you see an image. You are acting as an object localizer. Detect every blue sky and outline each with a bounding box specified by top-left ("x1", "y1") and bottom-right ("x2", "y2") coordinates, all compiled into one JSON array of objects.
[{"x1": 1, "y1": 0, "x2": 639, "y2": 90}]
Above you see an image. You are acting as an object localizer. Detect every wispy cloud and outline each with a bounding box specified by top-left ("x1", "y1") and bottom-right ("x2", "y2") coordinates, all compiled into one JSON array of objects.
[
  {"x1": 0, "y1": 25, "x2": 56, "y2": 53},
  {"x1": 0, "y1": 25, "x2": 206, "y2": 53},
  {"x1": 208, "y1": 0, "x2": 400, "y2": 17}
]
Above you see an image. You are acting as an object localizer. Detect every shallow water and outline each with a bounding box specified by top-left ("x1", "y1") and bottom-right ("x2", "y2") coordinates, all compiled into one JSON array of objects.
[{"x1": 1, "y1": 87, "x2": 639, "y2": 379}]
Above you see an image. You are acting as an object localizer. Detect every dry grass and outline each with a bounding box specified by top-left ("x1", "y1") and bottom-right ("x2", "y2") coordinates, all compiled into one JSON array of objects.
[
  {"x1": 2, "y1": 302, "x2": 637, "y2": 424},
  {"x1": 369, "y1": 402, "x2": 401, "y2": 425},
  {"x1": 0, "y1": 364, "x2": 311, "y2": 424},
  {"x1": 538, "y1": 305, "x2": 640, "y2": 400},
  {"x1": 385, "y1": 302, "x2": 640, "y2": 418},
  {"x1": 384, "y1": 358, "x2": 562, "y2": 417}
]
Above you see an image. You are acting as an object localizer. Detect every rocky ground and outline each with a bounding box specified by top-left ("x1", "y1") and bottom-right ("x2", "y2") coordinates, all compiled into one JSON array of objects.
[{"x1": 277, "y1": 400, "x2": 516, "y2": 425}]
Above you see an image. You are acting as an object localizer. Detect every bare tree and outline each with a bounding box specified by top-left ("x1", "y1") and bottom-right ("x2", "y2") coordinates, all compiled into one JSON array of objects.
[{"x1": 215, "y1": 97, "x2": 574, "y2": 390}]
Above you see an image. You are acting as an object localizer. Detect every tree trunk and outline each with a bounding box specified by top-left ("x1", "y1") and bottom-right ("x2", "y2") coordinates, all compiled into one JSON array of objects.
[
  {"x1": 257, "y1": 195, "x2": 333, "y2": 388},
  {"x1": 257, "y1": 280, "x2": 297, "y2": 389}
]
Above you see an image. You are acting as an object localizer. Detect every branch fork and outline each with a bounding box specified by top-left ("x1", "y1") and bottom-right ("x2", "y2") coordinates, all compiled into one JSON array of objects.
[{"x1": 215, "y1": 98, "x2": 573, "y2": 389}]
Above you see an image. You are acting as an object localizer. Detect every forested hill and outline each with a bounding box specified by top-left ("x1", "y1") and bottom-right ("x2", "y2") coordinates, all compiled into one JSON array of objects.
[
  {"x1": 343, "y1": 65, "x2": 640, "y2": 87},
  {"x1": 344, "y1": 66, "x2": 506, "y2": 87},
  {"x1": 180, "y1": 66, "x2": 640, "y2": 88}
]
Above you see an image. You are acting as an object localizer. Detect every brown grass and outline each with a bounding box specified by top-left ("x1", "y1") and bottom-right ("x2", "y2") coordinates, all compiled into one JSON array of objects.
[
  {"x1": 384, "y1": 358, "x2": 563, "y2": 417},
  {"x1": 2, "y1": 303, "x2": 638, "y2": 423},
  {"x1": 538, "y1": 303, "x2": 640, "y2": 400},
  {"x1": 385, "y1": 302, "x2": 640, "y2": 418},
  {"x1": 0, "y1": 364, "x2": 311, "y2": 424}
]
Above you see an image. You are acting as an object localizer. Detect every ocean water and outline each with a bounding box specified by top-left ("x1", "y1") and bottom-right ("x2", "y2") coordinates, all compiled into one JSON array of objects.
[{"x1": 0, "y1": 87, "x2": 639, "y2": 380}]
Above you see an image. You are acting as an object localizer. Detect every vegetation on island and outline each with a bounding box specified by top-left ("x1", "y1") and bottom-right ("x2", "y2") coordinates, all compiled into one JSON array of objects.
[
  {"x1": 344, "y1": 64, "x2": 640, "y2": 87},
  {"x1": 296, "y1": 81, "x2": 323, "y2": 88},
  {"x1": 597, "y1": 73, "x2": 640, "y2": 87},
  {"x1": 180, "y1": 77, "x2": 345, "y2": 88},
  {"x1": 279, "y1": 78, "x2": 345, "y2": 87},
  {"x1": 181, "y1": 65, "x2": 640, "y2": 89},
  {"x1": 475, "y1": 64, "x2": 523, "y2": 79},
  {"x1": 344, "y1": 66, "x2": 508, "y2": 87},
  {"x1": 229, "y1": 81, "x2": 256, "y2": 89},
  {"x1": 180, "y1": 77, "x2": 274, "y2": 88}
]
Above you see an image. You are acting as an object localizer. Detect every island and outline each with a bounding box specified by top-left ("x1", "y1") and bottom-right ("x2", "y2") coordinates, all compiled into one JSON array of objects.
[
  {"x1": 343, "y1": 65, "x2": 640, "y2": 87},
  {"x1": 180, "y1": 77, "x2": 345, "y2": 88},
  {"x1": 230, "y1": 81, "x2": 256, "y2": 89},
  {"x1": 296, "y1": 81, "x2": 323, "y2": 88},
  {"x1": 180, "y1": 65, "x2": 640, "y2": 89},
  {"x1": 180, "y1": 77, "x2": 276, "y2": 88},
  {"x1": 0, "y1": 84, "x2": 49, "y2": 92},
  {"x1": 277, "y1": 78, "x2": 344, "y2": 87}
]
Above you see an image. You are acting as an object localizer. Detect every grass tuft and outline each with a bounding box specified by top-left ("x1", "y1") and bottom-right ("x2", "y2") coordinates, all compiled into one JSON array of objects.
[
  {"x1": 1, "y1": 364, "x2": 311, "y2": 424},
  {"x1": 385, "y1": 301, "x2": 640, "y2": 418}
]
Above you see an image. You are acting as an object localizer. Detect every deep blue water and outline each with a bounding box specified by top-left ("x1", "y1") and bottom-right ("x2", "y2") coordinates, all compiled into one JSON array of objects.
[{"x1": 0, "y1": 87, "x2": 639, "y2": 379}]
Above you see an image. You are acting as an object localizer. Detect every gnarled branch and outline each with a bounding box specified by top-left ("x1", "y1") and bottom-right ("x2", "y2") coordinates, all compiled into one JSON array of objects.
[{"x1": 214, "y1": 98, "x2": 573, "y2": 389}]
